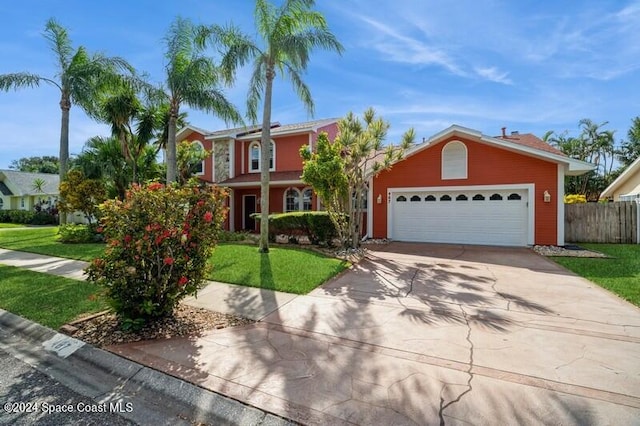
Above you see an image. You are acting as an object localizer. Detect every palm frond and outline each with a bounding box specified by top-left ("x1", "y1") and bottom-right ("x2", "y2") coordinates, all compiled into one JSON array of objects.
[
  {"x1": 44, "y1": 18, "x2": 73, "y2": 74},
  {"x1": 283, "y1": 64, "x2": 314, "y2": 116},
  {"x1": 247, "y1": 57, "x2": 267, "y2": 123},
  {"x1": 0, "y1": 72, "x2": 58, "y2": 91},
  {"x1": 182, "y1": 86, "x2": 243, "y2": 125}
]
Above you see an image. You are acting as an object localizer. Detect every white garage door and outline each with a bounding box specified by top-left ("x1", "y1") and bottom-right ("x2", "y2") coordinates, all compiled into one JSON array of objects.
[{"x1": 391, "y1": 188, "x2": 529, "y2": 246}]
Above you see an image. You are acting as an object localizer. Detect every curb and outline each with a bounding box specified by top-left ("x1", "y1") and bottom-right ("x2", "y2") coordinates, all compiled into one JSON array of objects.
[{"x1": 0, "y1": 309, "x2": 296, "y2": 426}]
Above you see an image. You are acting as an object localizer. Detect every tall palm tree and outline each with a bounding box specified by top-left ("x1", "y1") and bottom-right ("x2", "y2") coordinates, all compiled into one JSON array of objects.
[
  {"x1": 0, "y1": 18, "x2": 133, "y2": 223},
  {"x1": 199, "y1": 0, "x2": 344, "y2": 252},
  {"x1": 162, "y1": 17, "x2": 243, "y2": 183}
]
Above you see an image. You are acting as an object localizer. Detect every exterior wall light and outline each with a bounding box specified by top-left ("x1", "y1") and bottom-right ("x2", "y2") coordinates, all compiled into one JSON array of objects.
[
  {"x1": 377, "y1": 194, "x2": 382, "y2": 204},
  {"x1": 543, "y1": 190, "x2": 551, "y2": 203}
]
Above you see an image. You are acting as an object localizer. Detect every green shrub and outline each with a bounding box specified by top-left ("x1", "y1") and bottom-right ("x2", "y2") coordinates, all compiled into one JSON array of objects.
[
  {"x1": 30, "y1": 212, "x2": 58, "y2": 225},
  {"x1": 85, "y1": 182, "x2": 227, "y2": 323},
  {"x1": 58, "y1": 224, "x2": 95, "y2": 243},
  {"x1": 218, "y1": 230, "x2": 250, "y2": 242},
  {"x1": 7, "y1": 210, "x2": 34, "y2": 224},
  {"x1": 254, "y1": 211, "x2": 337, "y2": 246}
]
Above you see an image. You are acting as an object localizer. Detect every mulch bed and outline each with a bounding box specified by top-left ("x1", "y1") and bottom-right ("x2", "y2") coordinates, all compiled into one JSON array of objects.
[{"x1": 62, "y1": 304, "x2": 254, "y2": 348}]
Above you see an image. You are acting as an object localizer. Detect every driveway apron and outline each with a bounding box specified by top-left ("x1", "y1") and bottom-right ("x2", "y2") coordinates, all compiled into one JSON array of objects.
[{"x1": 109, "y1": 243, "x2": 640, "y2": 425}]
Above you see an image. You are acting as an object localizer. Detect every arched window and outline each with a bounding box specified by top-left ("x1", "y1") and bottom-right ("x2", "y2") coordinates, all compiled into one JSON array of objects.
[
  {"x1": 249, "y1": 140, "x2": 275, "y2": 172},
  {"x1": 425, "y1": 195, "x2": 436, "y2": 201},
  {"x1": 284, "y1": 188, "x2": 301, "y2": 212},
  {"x1": 192, "y1": 141, "x2": 205, "y2": 175},
  {"x1": 396, "y1": 195, "x2": 407, "y2": 202},
  {"x1": 508, "y1": 193, "x2": 522, "y2": 200},
  {"x1": 456, "y1": 194, "x2": 468, "y2": 201},
  {"x1": 302, "y1": 187, "x2": 313, "y2": 211},
  {"x1": 472, "y1": 194, "x2": 485, "y2": 201},
  {"x1": 440, "y1": 194, "x2": 452, "y2": 201},
  {"x1": 490, "y1": 193, "x2": 503, "y2": 201},
  {"x1": 410, "y1": 195, "x2": 421, "y2": 202},
  {"x1": 441, "y1": 141, "x2": 468, "y2": 180}
]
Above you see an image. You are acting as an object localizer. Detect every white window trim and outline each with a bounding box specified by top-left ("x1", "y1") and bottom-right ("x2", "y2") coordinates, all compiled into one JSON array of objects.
[
  {"x1": 248, "y1": 140, "x2": 276, "y2": 173},
  {"x1": 441, "y1": 140, "x2": 468, "y2": 180},
  {"x1": 283, "y1": 186, "x2": 315, "y2": 212},
  {"x1": 192, "y1": 141, "x2": 205, "y2": 176}
]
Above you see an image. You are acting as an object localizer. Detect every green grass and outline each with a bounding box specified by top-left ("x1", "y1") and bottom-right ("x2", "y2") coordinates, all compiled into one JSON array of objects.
[
  {"x1": 0, "y1": 265, "x2": 107, "y2": 329},
  {"x1": 552, "y1": 244, "x2": 640, "y2": 307},
  {"x1": 209, "y1": 243, "x2": 348, "y2": 294},
  {"x1": 0, "y1": 227, "x2": 104, "y2": 261},
  {"x1": 0, "y1": 227, "x2": 348, "y2": 294},
  {"x1": 0, "y1": 223, "x2": 25, "y2": 228}
]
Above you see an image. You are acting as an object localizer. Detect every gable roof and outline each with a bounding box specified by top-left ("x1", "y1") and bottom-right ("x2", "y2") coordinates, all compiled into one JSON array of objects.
[
  {"x1": 0, "y1": 170, "x2": 60, "y2": 196},
  {"x1": 175, "y1": 124, "x2": 213, "y2": 142},
  {"x1": 600, "y1": 155, "x2": 640, "y2": 199},
  {"x1": 236, "y1": 118, "x2": 338, "y2": 141},
  {"x1": 495, "y1": 133, "x2": 566, "y2": 156},
  {"x1": 404, "y1": 125, "x2": 594, "y2": 176}
]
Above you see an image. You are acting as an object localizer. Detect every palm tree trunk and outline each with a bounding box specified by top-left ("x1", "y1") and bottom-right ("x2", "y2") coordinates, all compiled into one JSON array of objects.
[
  {"x1": 166, "y1": 106, "x2": 178, "y2": 184},
  {"x1": 58, "y1": 95, "x2": 71, "y2": 225},
  {"x1": 259, "y1": 67, "x2": 275, "y2": 253}
]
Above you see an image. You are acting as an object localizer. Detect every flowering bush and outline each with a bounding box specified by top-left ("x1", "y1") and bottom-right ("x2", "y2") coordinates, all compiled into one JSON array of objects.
[
  {"x1": 564, "y1": 194, "x2": 587, "y2": 204},
  {"x1": 85, "y1": 181, "x2": 227, "y2": 322}
]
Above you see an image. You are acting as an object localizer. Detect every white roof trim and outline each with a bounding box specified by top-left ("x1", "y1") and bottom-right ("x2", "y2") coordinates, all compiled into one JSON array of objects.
[
  {"x1": 403, "y1": 125, "x2": 594, "y2": 175},
  {"x1": 600, "y1": 155, "x2": 640, "y2": 198},
  {"x1": 221, "y1": 179, "x2": 303, "y2": 188},
  {"x1": 175, "y1": 125, "x2": 211, "y2": 142},
  {"x1": 236, "y1": 119, "x2": 338, "y2": 141}
]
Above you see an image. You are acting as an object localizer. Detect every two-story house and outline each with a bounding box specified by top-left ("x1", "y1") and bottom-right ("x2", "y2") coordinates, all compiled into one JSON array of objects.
[
  {"x1": 175, "y1": 118, "x2": 339, "y2": 232},
  {"x1": 179, "y1": 121, "x2": 594, "y2": 247}
]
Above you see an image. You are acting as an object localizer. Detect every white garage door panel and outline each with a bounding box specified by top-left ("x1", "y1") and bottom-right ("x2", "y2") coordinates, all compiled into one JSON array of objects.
[{"x1": 392, "y1": 189, "x2": 528, "y2": 246}]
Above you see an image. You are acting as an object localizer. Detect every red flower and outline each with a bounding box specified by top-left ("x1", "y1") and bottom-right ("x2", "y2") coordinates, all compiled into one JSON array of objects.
[
  {"x1": 148, "y1": 182, "x2": 164, "y2": 191},
  {"x1": 96, "y1": 226, "x2": 103, "y2": 233},
  {"x1": 163, "y1": 257, "x2": 174, "y2": 266},
  {"x1": 204, "y1": 211, "x2": 213, "y2": 223},
  {"x1": 178, "y1": 276, "x2": 188, "y2": 286},
  {"x1": 124, "y1": 235, "x2": 132, "y2": 244}
]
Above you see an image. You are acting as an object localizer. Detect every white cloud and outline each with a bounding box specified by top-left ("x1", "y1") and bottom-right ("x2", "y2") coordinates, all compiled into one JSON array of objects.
[
  {"x1": 474, "y1": 67, "x2": 513, "y2": 85},
  {"x1": 356, "y1": 16, "x2": 466, "y2": 76}
]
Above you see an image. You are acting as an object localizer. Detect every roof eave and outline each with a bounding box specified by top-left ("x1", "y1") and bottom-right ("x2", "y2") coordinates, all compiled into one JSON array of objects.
[
  {"x1": 600, "y1": 155, "x2": 640, "y2": 197},
  {"x1": 221, "y1": 179, "x2": 304, "y2": 188}
]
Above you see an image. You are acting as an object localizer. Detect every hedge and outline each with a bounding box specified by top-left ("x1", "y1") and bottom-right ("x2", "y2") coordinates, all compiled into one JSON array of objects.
[
  {"x1": 0, "y1": 209, "x2": 57, "y2": 225},
  {"x1": 253, "y1": 211, "x2": 337, "y2": 245}
]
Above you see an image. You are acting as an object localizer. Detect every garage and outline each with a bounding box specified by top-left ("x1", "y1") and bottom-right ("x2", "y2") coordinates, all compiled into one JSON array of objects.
[{"x1": 390, "y1": 187, "x2": 530, "y2": 246}]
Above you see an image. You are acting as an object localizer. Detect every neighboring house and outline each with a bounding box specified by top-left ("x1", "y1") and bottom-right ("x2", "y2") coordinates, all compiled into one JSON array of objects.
[
  {"x1": 0, "y1": 170, "x2": 59, "y2": 211},
  {"x1": 600, "y1": 156, "x2": 640, "y2": 201},
  {"x1": 177, "y1": 118, "x2": 339, "y2": 232},
  {"x1": 186, "y1": 121, "x2": 593, "y2": 247}
]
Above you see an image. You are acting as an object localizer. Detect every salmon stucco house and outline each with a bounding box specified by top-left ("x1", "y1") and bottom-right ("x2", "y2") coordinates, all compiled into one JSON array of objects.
[{"x1": 183, "y1": 120, "x2": 593, "y2": 247}]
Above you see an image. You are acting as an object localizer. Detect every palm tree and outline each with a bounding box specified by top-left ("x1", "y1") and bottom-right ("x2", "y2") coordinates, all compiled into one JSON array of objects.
[
  {"x1": 161, "y1": 17, "x2": 243, "y2": 183},
  {"x1": 199, "y1": 0, "x2": 344, "y2": 252},
  {"x1": 0, "y1": 18, "x2": 133, "y2": 223}
]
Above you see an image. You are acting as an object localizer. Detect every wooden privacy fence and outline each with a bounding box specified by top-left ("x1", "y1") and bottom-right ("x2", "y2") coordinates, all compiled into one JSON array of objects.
[{"x1": 565, "y1": 201, "x2": 639, "y2": 244}]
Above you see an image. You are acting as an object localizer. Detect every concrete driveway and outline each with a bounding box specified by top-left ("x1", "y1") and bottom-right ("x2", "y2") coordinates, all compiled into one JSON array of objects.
[{"x1": 111, "y1": 243, "x2": 640, "y2": 425}]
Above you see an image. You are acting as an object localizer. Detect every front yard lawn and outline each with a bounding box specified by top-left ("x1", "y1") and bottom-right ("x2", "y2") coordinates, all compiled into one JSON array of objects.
[
  {"x1": 0, "y1": 227, "x2": 104, "y2": 261},
  {"x1": 552, "y1": 244, "x2": 640, "y2": 307},
  {"x1": 0, "y1": 227, "x2": 348, "y2": 294},
  {"x1": 0, "y1": 264, "x2": 107, "y2": 329},
  {"x1": 0, "y1": 223, "x2": 25, "y2": 228},
  {"x1": 210, "y1": 243, "x2": 348, "y2": 294}
]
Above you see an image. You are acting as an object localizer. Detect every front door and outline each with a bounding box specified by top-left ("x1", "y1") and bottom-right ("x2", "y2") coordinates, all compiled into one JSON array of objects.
[{"x1": 243, "y1": 195, "x2": 256, "y2": 231}]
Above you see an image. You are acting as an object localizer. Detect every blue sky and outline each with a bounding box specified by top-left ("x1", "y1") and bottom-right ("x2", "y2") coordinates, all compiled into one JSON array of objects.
[{"x1": 1, "y1": 0, "x2": 639, "y2": 169}]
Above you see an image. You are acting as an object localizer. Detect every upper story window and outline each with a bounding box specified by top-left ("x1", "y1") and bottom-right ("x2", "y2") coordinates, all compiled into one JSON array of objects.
[
  {"x1": 249, "y1": 140, "x2": 275, "y2": 172},
  {"x1": 442, "y1": 141, "x2": 468, "y2": 180},
  {"x1": 193, "y1": 141, "x2": 205, "y2": 175}
]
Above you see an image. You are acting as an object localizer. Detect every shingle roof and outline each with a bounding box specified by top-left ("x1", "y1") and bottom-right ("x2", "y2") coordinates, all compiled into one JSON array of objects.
[
  {"x1": 218, "y1": 170, "x2": 303, "y2": 187},
  {"x1": 237, "y1": 118, "x2": 338, "y2": 140},
  {"x1": 495, "y1": 133, "x2": 566, "y2": 156},
  {"x1": 0, "y1": 181, "x2": 13, "y2": 196},
  {"x1": 0, "y1": 170, "x2": 59, "y2": 195}
]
